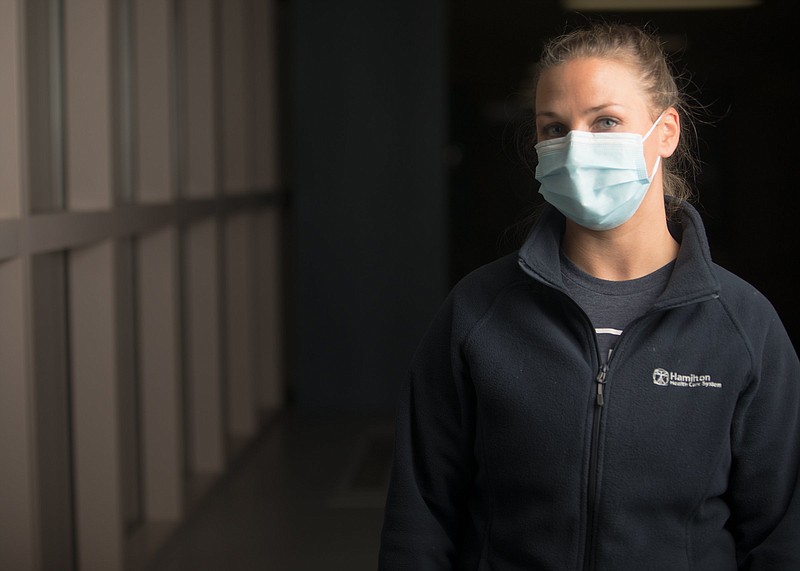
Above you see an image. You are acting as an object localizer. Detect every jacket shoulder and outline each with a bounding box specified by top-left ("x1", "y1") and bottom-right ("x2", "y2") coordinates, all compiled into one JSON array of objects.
[
  {"x1": 428, "y1": 253, "x2": 532, "y2": 344},
  {"x1": 450, "y1": 252, "x2": 535, "y2": 318},
  {"x1": 712, "y1": 263, "x2": 791, "y2": 359},
  {"x1": 714, "y1": 264, "x2": 780, "y2": 321},
  {"x1": 452, "y1": 252, "x2": 527, "y2": 296}
]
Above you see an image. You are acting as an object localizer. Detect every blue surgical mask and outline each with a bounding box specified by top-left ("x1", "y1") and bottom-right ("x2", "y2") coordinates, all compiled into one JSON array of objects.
[{"x1": 534, "y1": 116, "x2": 663, "y2": 231}]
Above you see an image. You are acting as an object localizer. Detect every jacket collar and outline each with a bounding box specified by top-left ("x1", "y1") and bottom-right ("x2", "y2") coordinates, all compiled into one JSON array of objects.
[{"x1": 517, "y1": 200, "x2": 721, "y2": 309}]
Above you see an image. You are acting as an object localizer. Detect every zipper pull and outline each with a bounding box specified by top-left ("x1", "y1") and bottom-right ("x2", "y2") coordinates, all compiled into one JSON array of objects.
[{"x1": 595, "y1": 364, "x2": 608, "y2": 406}]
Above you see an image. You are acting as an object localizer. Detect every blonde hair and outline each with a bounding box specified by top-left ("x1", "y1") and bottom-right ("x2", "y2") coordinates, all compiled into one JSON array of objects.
[{"x1": 533, "y1": 22, "x2": 698, "y2": 205}]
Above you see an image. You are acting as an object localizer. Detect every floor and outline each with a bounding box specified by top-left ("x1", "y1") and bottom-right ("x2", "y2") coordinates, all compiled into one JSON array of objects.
[{"x1": 148, "y1": 411, "x2": 394, "y2": 571}]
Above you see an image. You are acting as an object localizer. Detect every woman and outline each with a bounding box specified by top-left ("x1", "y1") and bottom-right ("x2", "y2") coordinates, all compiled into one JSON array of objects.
[{"x1": 378, "y1": 22, "x2": 800, "y2": 570}]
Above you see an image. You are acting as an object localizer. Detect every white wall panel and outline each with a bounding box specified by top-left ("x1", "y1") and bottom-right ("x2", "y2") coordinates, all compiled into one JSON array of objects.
[
  {"x1": 1, "y1": 0, "x2": 285, "y2": 568},
  {"x1": 31, "y1": 253, "x2": 74, "y2": 571},
  {"x1": 69, "y1": 242, "x2": 124, "y2": 571},
  {"x1": 224, "y1": 212, "x2": 257, "y2": 437},
  {"x1": 0, "y1": 0, "x2": 23, "y2": 217},
  {"x1": 181, "y1": 0, "x2": 217, "y2": 198},
  {"x1": 137, "y1": 228, "x2": 183, "y2": 520},
  {"x1": 64, "y1": 0, "x2": 114, "y2": 210},
  {"x1": 255, "y1": 207, "x2": 284, "y2": 410},
  {"x1": 134, "y1": 0, "x2": 175, "y2": 202},
  {"x1": 0, "y1": 260, "x2": 35, "y2": 571},
  {"x1": 220, "y1": 0, "x2": 250, "y2": 194},
  {"x1": 252, "y1": 0, "x2": 281, "y2": 190},
  {"x1": 184, "y1": 218, "x2": 225, "y2": 473}
]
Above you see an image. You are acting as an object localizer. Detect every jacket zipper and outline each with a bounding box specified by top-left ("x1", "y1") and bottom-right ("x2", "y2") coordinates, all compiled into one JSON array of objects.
[
  {"x1": 518, "y1": 257, "x2": 721, "y2": 571},
  {"x1": 577, "y1": 299, "x2": 716, "y2": 570},
  {"x1": 583, "y1": 362, "x2": 608, "y2": 571}
]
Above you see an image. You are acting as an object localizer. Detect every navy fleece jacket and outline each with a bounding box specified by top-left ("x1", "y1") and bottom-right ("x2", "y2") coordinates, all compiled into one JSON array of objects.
[{"x1": 379, "y1": 202, "x2": 800, "y2": 570}]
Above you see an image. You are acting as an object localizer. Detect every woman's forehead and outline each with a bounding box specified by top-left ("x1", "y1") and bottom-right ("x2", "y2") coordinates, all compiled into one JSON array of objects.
[{"x1": 535, "y1": 58, "x2": 649, "y2": 112}]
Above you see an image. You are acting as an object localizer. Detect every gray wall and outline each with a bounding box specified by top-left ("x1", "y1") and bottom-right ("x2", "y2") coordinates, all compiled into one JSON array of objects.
[{"x1": 288, "y1": 0, "x2": 447, "y2": 412}]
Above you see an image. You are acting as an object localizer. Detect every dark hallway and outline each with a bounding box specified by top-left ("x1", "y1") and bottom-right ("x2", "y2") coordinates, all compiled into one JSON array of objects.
[
  {"x1": 148, "y1": 412, "x2": 392, "y2": 571},
  {"x1": 1, "y1": 0, "x2": 798, "y2": 569}
]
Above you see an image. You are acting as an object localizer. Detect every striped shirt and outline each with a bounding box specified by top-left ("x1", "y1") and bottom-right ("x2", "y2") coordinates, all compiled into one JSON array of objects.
[{"x1": 560, "y1": 252, "x2": 674, "y2": 364}]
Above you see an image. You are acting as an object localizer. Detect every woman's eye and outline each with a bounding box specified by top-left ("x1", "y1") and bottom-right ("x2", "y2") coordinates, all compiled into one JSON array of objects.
[
  {"x1": 597, "y1": 118, "x2": 618, "y2": 130},
  {"x1": 540, "y1": 124, "x2": 565, "y2": 139}
]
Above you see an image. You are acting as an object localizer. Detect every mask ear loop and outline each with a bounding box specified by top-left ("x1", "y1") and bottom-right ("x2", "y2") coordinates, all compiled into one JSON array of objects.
[
  {"x1": 642, "y1": 111, "x2": 666, "y2": 142},
  {"x1": 648, "y1": 156, "x2": 662, "y2": 181},
  {"x1": 643, "y1": 111, "x2": 666, "y2": 180}
]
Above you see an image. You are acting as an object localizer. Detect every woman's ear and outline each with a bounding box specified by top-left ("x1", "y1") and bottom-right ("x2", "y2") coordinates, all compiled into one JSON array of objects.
[{"x1": 658, "y1": 107, "x2": 681, "y2": 158}]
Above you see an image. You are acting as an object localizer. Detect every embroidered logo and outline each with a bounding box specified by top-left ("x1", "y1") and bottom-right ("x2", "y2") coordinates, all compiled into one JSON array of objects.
[
  {"x1": 652, "y1": 368, "x2": 669, "y2": 386},
  {"x1": 652, "y1": 368, "x2": 721, "y2": 389}
]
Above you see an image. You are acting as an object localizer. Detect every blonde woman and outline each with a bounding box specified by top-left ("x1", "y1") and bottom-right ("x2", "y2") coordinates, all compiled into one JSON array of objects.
[{"x1": 379, "y1": 22, "x2": 800, "y2": 570}]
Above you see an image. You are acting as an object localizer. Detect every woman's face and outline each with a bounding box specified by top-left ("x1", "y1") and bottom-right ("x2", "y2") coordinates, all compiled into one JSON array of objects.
[{"x1": 535, "y1": 57, "x2": 661, "y2": 171}]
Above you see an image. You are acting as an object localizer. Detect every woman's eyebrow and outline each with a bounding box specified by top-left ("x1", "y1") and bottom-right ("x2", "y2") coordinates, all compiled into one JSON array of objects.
[
  {"x1": 535, "y1": 103, "x2": 623, "y2": 118},
  {"x1": 585, "y1": 102, "x2": 623, "y2": 113}
]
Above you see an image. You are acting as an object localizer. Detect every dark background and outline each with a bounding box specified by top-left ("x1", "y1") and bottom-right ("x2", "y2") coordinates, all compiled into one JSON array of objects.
[{"x1": 286, "y1": 0, "x2": 800, "y2": 412}]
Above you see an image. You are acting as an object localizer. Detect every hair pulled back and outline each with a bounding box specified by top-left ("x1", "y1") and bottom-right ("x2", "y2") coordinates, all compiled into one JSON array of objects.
[{"x1": 533, "y1": 22, "x2": 697, "y2": 204}]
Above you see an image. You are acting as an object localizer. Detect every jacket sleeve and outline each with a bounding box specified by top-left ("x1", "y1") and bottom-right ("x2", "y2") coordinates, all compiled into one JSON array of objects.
[
  {"x1": 378, "y1": 294, "x2": 477, "y2": 570},
  {"x1": 731, "y1": 316, "x2": 800, "y2": 569}
]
